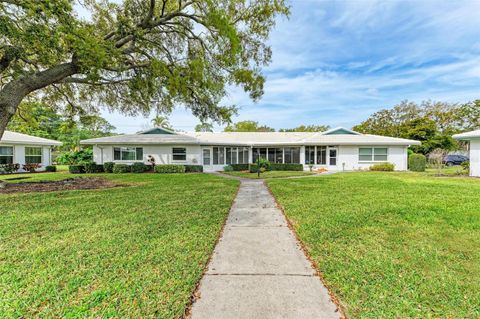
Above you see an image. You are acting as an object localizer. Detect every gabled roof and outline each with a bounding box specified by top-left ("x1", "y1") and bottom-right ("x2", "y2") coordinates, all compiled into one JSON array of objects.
[
  {"x1": 139, "y1": 127, "x2": 176, "y2": 135},
  {"x1": 0, "y1": 131, "x2": 62, "y2": 146},
  {"x1": 81, "y1": 127, "x2": 420, "y2": 146},
  {"x1": 453, "y1": 130, "x2": 480, "y2": 140}
]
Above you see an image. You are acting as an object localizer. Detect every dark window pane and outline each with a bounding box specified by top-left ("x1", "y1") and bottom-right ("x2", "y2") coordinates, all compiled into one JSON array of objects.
[
  {"x1": 275, "y1": 148, "x2": 283, "y2": 163},
  {"x1": 114, "y1": 148, "x2": 121, "y2": 160},
  {"x1": 268, "y1": 148, "x2": 275, "y2": 162},
  {"x1": 284, "y1": 148, "x2": 292, "y2": 163},
  {"x1": 172, "y1": 148, "x2": 186, "y2": 161},
  {"x1": 305, "y1": 146, "x2": 315, "y2": 164},
  {"x1": 0, "y1": 156, "x2": 13, "y2": 164},
  {"x1": 136, "y1": 148, "x2": 143, "y2": 161},
  {"x1": 292, "y1": 147, "x2": 300, "y2": 164},
  {"x1": 329, "y1": 149, "x2": 337, "y2": 166},
  {"x1": 316, "y1": 146, "x2": 326, "y2": 165}
]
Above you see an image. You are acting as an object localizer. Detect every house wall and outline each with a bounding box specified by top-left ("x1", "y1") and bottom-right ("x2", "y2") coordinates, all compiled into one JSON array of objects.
[
  {"x1": 470, "y1": 139, "x2": 480, "y2": 177},
  {"x1": 93, "y1": 145, "x2": 202, "y2": 166},
  {"x1": 1, "y1": 144, "x2": 52, "y2": 172}
]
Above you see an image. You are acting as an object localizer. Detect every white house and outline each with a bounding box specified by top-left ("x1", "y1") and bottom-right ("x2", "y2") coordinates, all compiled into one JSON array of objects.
[
  {"x1": 453, "y1": 130, "x2": 480, "y2": 177},
  {"x1": 0, "y1": 131, "x2": 62, "y2": 171},
  {"x1": 80, "y1": 127, "x2": 420, "y2": 172}
]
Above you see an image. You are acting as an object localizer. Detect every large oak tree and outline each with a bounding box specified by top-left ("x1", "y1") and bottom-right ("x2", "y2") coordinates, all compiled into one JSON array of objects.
[{"x1": 0, "y1": 0, "x2": 289, "y2": 139}]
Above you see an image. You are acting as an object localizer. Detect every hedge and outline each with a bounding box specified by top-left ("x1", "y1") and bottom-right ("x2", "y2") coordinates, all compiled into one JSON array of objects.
[
  {"x1": 370, "y1": 163, "x2": 395, "y2": 171},
  {"x1": 131, "y1": 162, "x2": 148, "y2": 173},
  {"x1": 45, "y1": 165, "x2": 57, "y2": 172},
  {"x1": 113, "y1": 164, "x2": 131, "y2": 174},
  {"x1": 154, "y1": 164, "x2": 186, "y2": 173},
  {"x1": 185, "y1": 165, "x2": 203, "y2": 173},
  {"x1": 249, "y1": 163, "x2": 303, "y2": 172},
  {"x1": 230, "y1": 164, "x2": 249, "y2": 171},
  {"x1": 409, "y1": 154, "x2": 426, "y2": 172},
  {"x1": 85, "y1": 162, "x2": 104, "y2": 173},
  {"x1": 69, "y1": 165, "x2": 85, "y2": 174},
  {"x1": 103, "y1": 162, "x2": 115, "y2": 173}
]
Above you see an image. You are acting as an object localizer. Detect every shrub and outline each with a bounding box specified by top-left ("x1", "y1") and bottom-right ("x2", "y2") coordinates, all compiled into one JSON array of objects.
[
  {"x1": 131, "y1": 162, "x2": 148, "y2": 173},
  {"x1": 269, "y1": 163, "x2": 303, "y2": 171},
  {"x1": 45, "y1": 165, "x2": 56, "y2": 172},
  {"x1": 230, "y1": 164, "x2": 249, "y2": 171},
  {"x1": 84, "y1": 162, "x2": 104, "y2": 173},
  {"x1": 154, "y1": 164, "x2": 185, "y2": 173},
  {"x1": 56, "y1": 149, "x2": 93, "y2": 165},
  {"x1": 0, "y1": 163, "x2": 20, "y2": 174},
  {"x1": 223, "y1": 165, "x2": 234, "y2": 172},
  {"x1": 22, "y1": 163, "x2": 41, "y2": 173},
  {"x1": 103, "y1": 162, "x2": 115, "y2": 173},
  {"x1": 69, "y1": 165, "x2": 85, "y2": 174},
  {"x1": 185, "y1": 165, "x2": 203, "y2": 173},
  {"x1": 370, "y1": 163, "x2": 395, "y2": 171},
  {"x1": 113, "y1": 164, "x2": 131, "y2": 174},
  {"x1": 461, "y1": 161, "x2": 470, "y2": 172},
  {"x1": 409, "y1": 153, "x2": 426, "y2": 172}
]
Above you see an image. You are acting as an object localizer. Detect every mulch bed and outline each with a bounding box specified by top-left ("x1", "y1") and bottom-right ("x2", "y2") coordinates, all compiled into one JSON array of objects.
[{"x1": 0, "y1": 177, "x2": 121, "y2": 194}]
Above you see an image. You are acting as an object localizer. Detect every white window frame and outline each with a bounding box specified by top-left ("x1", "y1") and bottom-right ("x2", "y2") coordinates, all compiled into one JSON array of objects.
[
  {"x1": 172, "y1": 147, "x2": 187, "y2": 162},
  {"x1": 113, "y1": 146, "x2": 144, "y2": 162},
  {"x1": 358, "y1": 147, "x2": 389, "y2": 162},
  {"x1": 25, "y1": 146, "x2": 43, "y2": 164},
  {"x1": 0, "y1": 145, "x2": 14, "y2": 164}
]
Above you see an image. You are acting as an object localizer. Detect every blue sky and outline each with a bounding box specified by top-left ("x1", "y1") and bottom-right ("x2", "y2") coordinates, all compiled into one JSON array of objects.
[{"x1": 101, "y1": 0, "x2": 480, "y2": 133}]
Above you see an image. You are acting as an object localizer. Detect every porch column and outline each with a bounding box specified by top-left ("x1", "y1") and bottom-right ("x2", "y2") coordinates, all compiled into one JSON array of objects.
[{"x1": 248, "y1": 146, "x2": 253, "y2": 164}]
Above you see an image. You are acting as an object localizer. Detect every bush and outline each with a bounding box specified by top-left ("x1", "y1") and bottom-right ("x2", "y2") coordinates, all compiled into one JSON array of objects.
[
  {"x1": 270, "y1": 163, "x2": 303, "y2": 171},
  {"x1": 461, "y1": 161, "x2": 470, "y2": 172},
  {"x1": 0, "y1": 163, "x2": 20, "y2": 174},
  {"x1": 370, "y1": 163, "x2": 395, "y2": 171},
  {"x1": 56, "y1": 149, "x2": 93, "y2": 165},
  {"x1": 223, "y1": 165, "x2": 234, "y2": 172},
  {"x1": 69, "y1": 165, "x2": 85, "y2": 174},
  {"x1": 409, "y1": 153, "x2": 426, "y2": 172},
  {"x1": 185, "y1": 165, "x2": 203, "y2": 173},
  {"x1": 103, "y1": 162, "x2": 115, "y2": 173},
  {"x1": 45, "y1": 165, "x2": 56, "y2": 172},
  {"x1": 22, "y1": 163, "x2": 41, "y2": 173},
  {"x1": 131, "y1": 162, "x2": 148, "y2": 173},
  {"x1": 230, "y1": 164, "x2": 249, "y2": 171},
  {"x1": 85, "y1": 162, "x2": 104, "y2": 173},
  {"x1": 113, "y1": 164, "x2": 131, "y2": 174},
  {"x1": 154, "y1": 164, "x2": 185, "y2": 173}
]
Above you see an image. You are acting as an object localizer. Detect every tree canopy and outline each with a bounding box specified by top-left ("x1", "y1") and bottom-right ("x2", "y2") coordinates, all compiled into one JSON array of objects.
[
  {"x1": 224, "y1": 120, "x2": 274, "y2": 132},
  {"x1": 7, "y1": 102, "x2": 115, "y2": 150},
  {"x1": 0, "y1": 0, "x2": 289, "y2": 139},
  {"x1": 195, "y1": 122, "x2": 213, "y2": 132},
  {"x1": 279, "y1": 124, "x2": 330, "y2": 132},
  {"x1": 353, "y1": 100, "x2": 480, "y2": 154}
]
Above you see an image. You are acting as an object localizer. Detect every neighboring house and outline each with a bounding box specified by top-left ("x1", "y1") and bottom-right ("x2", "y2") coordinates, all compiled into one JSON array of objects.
[
  {"x1": 81, "y1": 127, "x2": 420, "y2": 172},
  {"x1": 453, "y1": 130, "x2": 480, "y2": 177},
  {"x1": 0, "y1": 131, "x2": 62, "y2": 171}
]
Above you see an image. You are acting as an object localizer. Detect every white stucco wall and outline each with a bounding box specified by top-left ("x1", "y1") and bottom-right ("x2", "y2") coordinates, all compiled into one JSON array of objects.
[
  {"x1": 469, "y1": 139, "x2": 480, "y2": 177},
  {"x1": 336, "y1": 145, "x2": 407, "y2": 171},
  {"x1": 1, "y1": 144, "x2": 52, "y2": 172},
  {"x1": 93, "y1": 145, "x2": 202, "y2": 166}
]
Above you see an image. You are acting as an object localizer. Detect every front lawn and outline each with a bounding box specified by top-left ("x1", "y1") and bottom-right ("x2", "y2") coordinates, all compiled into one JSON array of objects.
[
  {"x1": 0, "y1": 173, "x2": 239, "y2": 318},
  {"x1": 268, "y1": 172, "x2": 480, "y2": 318},
  {"x1": 222, "y1": 170, "x2": 316, "y2": 179}
]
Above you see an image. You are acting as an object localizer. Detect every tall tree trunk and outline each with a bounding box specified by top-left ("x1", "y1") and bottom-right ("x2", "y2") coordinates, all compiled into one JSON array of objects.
[{"x1": 0, "y1": 62, "x2": 78, "y2": 140}]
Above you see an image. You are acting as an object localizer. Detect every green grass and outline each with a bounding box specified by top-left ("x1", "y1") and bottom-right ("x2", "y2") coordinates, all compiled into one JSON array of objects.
[
  {"x1": 222, "y1": 170, "x2": 315, "y2": 179},
  {"x1": 0, "y1": 173, "x2": 239, "y2": 318},
  {"x1": 425, "y1": 165, "x2": 468, "y2": 176},
  {"x1": 268, "y1": 172, "x2": 480, "y2": 318}
]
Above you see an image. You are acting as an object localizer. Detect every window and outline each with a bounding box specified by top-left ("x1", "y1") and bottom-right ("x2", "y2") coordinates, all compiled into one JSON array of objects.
[
  {"x1": 275, "y1": 148, "x2": 283, "y2": 163},
  {"x1": 359, "y1": 147, "x2": 388, "y2": 162},
  {"x1": 203, "y1": 149, "x2": 211, "y2": 165},
  {"x1": 172, "y1": 148, "x2": 186, "y2": 161},
  {"x1": 317, "y1": 146, "x2": 327, "y2": 165},
  {"x1": 284, "y1": 147, "x2": 300, "y2": 164},
  {"x1": 329, "y1": 148, "x2": 337, "y2": 166},
  {"x1": 305, "y1": 146, "x2": 315, "y2": 164},
  {"x1": 0, "y1": 146, "x2": 13, "y2": 164},
  {"x1": 113, "y1": 147, "x2": 143, "y2": 161},
  {"x1": 213, "y1": 147, "x2": 224, "y2": 165},
  {"x1": 238, "y1": 147, "x2": 249, "y2": 164},
  {"x1": 268, "y1": 148, "x2": 276, "y2": 163},
  {"x1": 226, "y1": 147, "x2": 239, "y2": 164},
  {"x1": 25, "y1": 147, "x2": 42, "y2": 164},
  {"x1": 252, "y1": 148, "x2": 267, "y2": 163}
]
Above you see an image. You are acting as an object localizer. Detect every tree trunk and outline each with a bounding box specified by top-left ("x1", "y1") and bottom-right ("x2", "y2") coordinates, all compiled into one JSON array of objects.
[{"x1": 0, "y1": 62, "x2": 79, "y2": 140}]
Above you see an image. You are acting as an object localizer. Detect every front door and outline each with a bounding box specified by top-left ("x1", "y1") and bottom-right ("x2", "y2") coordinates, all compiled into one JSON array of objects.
[
  {"x1": 328, "y1": 147, "x2": 337, "y2": 167},
  {"x1": 203, "y1": 148, "x2": 212, "y2": 170}
]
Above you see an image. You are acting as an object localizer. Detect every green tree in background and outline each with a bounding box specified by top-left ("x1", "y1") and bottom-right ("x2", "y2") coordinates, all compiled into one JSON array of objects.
[
  {"x1": 0, "y1": 0, "x2": 289, "y2": 139},
  {"x1": 279, "y1": 125, "x2": 330, "y2": 132},
  {"x1": 151, "y1": 115, "x2": 170, "y2": 129},
  {"x1": 195, "y1": 122, "x2": 214, "y2": 132},
  {"x1": 7, "y1": 102, "x2": 115, "y2": 151},
  {"x1": 353, "y1": 100, "x2": 480, "y2": 154},
  {"x1": 224, "y1": 120, "x2": 275, "y2": 132}
]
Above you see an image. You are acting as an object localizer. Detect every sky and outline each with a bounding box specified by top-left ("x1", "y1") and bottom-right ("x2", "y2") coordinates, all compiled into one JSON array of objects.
[{"x1": 97, "y1": 0, "x2": 480, "y2": 133}]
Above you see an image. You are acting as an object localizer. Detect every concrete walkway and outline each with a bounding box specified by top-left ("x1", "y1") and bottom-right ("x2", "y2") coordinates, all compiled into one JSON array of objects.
[{"x1": 190, "y1": 179, "x2": 341, "y2": 319}]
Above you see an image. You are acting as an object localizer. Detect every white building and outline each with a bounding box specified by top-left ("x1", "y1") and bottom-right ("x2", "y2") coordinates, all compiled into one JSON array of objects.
[
  {"x1": 0, "y1": 131, "x2": 62, "y2": 171},
  {"x1": 453, "y1": 130, "x2": 480, "y2": 177},
  {"x1": 81, "y1": 127, "x2": 420, "y2": 172}
]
